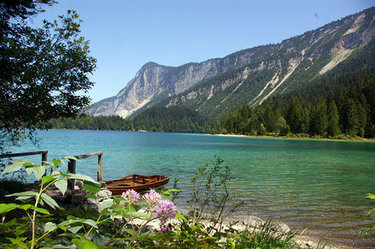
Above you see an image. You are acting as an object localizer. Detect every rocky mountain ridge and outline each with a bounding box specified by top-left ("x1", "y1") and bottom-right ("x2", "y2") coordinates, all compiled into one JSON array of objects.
[{"x1": 88, "y1": 7, "x2": 375, "y2": 119}]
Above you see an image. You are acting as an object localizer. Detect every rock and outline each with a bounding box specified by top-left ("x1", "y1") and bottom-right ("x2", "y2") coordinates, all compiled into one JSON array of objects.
[
  {"x1": 272, "y1": 222, "x2": 291, "y2": 234},
  {"x1": 87, "y1": 189, "x2": 112, "y2": 211}
]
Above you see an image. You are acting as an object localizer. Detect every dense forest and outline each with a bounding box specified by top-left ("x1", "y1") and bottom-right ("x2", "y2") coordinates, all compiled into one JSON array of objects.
[{"x1": 46, "y1": 106, "x2": 209, "y2": 133}]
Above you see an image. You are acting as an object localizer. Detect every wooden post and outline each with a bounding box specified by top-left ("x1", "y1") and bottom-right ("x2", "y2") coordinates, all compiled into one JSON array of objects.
[
  {"x1": 97, "y1": 153, "x2": 103, "y2": 182},
  {"x1": 42, "y1": 151, "x2": 48, "y2": 163},
  {"x1": 67, "y1": 159, "x2": 76, "y2": 191},
  {"x1": 42, "y1": 151, "x2": 48, "y2": 176}
]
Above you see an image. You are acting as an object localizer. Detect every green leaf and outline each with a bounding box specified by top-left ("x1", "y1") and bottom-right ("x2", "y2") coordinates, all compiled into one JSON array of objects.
[
  {"x1": 18, "y1": 204, "x2": 50, "y2": 215},
  {"x1": 52, "y1": 158, "x2": 62, "y2": 167},
  {"x1": 366, "y1": 193, "x2": 375, "y2": 200},
  {"x1": 81, "y1": 218, "x2": 98, "y2": 228},
  {"x1": 0, "y1": 203, "x2": 17, "y2": 214},
  {"x1": 176, "y1": 212, "x2": 187, "y2": 221},
  {"x1": 72, "y1": 237, "x2": 103, "y2": 249},
  {"x1": 25, "y1": 165, "x2": 47, "y2": 180},
  {"x1": 67, "y1": 225, "x2": 82, "y2": 234},
  {"x1": 67, "y1": 173, "x2": 97, "y2": 183},
  {"x1": 54, "y1": 179, "x2": 67, "y2": 195},
  {"x1": 131, "y1": 211, "x2": 147, "y2": 218},
  {"x1": 99, "y1": 199, "x2": 113, "y2": 211},
  {"x1": 6, "y1": 191, "x2": 38, "y2": 199},
  {"x1": 42, "y1": 175, "x2": 55, "y2": 185},
  {"x1": 85, "y1": 193, "x2": 95, "y2": 198},
  {"x1": 82, "y1": 181, "x2": 101, "y2": 194},
  {"x1": 41, "y1": 193, "x2": 59, "y2": 209},
  {"x1": 2, "y1": 160, "x2": 26, "y2": 175},
  {"x1": 44, "y1": 222, "x2": 57, "y2": 233},
  {"x1": 7, "y1": 237, "x2": 28, "y2": 249}
]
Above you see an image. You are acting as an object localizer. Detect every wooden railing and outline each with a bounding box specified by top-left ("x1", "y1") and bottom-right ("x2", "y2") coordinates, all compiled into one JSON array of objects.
[
  {"x1": 0, "y1": 150, "x2": 48, "y2": 163},
  {"x1": 67, "y1": 151, "x2": 103, "y2": 190}
]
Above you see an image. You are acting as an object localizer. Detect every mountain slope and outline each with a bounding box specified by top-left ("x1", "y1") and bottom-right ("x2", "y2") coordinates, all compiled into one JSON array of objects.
[{"x1": 88, "y1": 7, "x2": 375, "y2": 119}]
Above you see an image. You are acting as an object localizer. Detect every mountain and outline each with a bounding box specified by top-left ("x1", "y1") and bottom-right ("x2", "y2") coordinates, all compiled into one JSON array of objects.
[{"x1": 88, "y1": 7, "x2": 375, "y2": 120}]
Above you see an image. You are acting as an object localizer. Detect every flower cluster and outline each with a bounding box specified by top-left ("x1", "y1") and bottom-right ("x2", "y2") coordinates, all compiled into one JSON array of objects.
[
  {"x1": 122, "y1": 189, "x2": 177, "y2": 233},
  {"x1": 122, "y1": 189, "x2": 140, "y2": 205},
  {"x1": 155, "y1": 199, "x2": 176, "y2": 232},
  {"x1": 143, "y1": 189, "x2": 163, "y2": 207}
]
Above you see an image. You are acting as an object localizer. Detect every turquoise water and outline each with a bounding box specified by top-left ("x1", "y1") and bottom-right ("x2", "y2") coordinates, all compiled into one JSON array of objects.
[{"x1": 6, "y1": 130, "x2": 375, "y2": 247}]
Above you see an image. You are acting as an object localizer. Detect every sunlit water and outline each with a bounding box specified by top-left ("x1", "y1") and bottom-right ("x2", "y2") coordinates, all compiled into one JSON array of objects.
[{"x1": 6, "y1": 130, "x2": 375, "y2": 248}]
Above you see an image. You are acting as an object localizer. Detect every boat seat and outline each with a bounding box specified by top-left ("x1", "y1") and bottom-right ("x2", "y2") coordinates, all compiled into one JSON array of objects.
[{"x1": 145, "y1": 178, "x2": 158, "y2": 184}]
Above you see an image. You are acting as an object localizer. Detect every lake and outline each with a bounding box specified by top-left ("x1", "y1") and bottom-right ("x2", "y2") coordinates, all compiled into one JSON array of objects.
[{"x1": 6, "y1": 129, "x2": 375, "y2": 247}]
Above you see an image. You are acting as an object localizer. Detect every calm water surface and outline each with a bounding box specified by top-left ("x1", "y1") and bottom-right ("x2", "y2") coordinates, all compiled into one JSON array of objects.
[{"x1": 8, "y1": 130, "x2": 375, "y2": 247}]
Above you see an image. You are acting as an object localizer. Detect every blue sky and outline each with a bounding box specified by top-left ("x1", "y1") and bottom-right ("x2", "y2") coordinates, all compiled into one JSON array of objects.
[{"x1": 32, "y1": 0, "x2": 375, "y2": 103}]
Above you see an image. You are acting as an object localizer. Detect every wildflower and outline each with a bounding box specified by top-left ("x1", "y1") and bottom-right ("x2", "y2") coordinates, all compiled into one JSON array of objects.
[
  {"x1": 160, "y1": 224, "x2": 172, "y2": 233},
  {"x1": 143, "y1": 189, "x2": 163, "y2": 207},
  {"x1": 122, "y1": 189, "x2": 140, "y2": 204},
  {"x1": 154, "y1": 199, "x2": 176, "y2": 224}
]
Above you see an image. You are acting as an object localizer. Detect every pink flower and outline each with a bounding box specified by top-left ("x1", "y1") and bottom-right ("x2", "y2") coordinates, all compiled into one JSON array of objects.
[
  {"x1": 122, "y1": 189, "x2": 140, "y2": 204},
  {"x1": 143, "y1": 189, "x2": 163, "y2": 207},
  {"x1": 154, "y1": 199, "x2": 176, "y2": 223},
  {"x1": 160, "y1": 224, "x2": 171, "y2": 233}
]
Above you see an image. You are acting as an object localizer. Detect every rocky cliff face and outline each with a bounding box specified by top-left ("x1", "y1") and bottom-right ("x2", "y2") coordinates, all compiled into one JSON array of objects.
[{"x1": 88, "y1": 7, "x2": 375, "y2": 119}]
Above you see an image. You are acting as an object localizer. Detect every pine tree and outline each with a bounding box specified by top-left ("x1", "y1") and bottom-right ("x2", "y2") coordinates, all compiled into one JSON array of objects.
[{"x1": 327, "y1": 100, "x2": 341, "y2": 137}]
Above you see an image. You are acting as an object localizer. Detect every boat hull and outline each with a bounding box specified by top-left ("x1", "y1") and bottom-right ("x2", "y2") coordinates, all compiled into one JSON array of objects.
[{"x1": 103, "y1": 174, "x2": 169, "y2": 195}]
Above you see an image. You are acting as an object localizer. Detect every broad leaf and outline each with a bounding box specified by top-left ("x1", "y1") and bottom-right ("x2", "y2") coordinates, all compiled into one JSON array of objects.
[
  {"x1": 25, "y1": 165, "x2": 47, "y2": 180},
  {"x1": 176, "y1": 212, "x2": 187, "y2": 221},
  {"x1": 82, "y1": 181, "x2": 101, "y2": 193},
  {"x1": 67, "y1": 173, "x2": 97, "y2": 183},
  {"x1": 18, "y1": 204, "x2": 50, "y2": 215},
  {"x1": 6, "y1": 191, "x2": 38, "y2": 198},
  {"x1": 41, "y1": 193, "x2": 59, "y2": 209},
  {"x1": 44, "y1": 222, "x2": 57, "y2": 233},
  {"x1": 0, "y1": 203, "x2": 17, "y2": 214},
  {"x1": 7, "y1": 237, "x2": 28, "y2": 249},
  {"x1": 72, "y1": 237, "x2": 103, "y2": 249},
  {"x1": 99, "y1": 199, "x2": 113, "y2": 211},
  {"x1": 67, "y1": 225, "x2": 82, "y2": 234},
  {"x1": 54, "y1": 179, "x2": 67, "y2": 195},
  {"x1": 42, "y1": 175, "x2": 55, "y2": 185},
  {"x1": 52, "y1": 158, "x2": 62, "y2": 167},
  {"x1": 1, "y1": 160, "x2": 26, "y2": 175},
  {"x1": 366, "y1": 193, "x2": 375, "y2": 200}
]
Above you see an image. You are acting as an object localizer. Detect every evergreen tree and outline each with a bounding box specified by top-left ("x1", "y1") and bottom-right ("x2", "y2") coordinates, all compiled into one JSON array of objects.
[{"x1": 327, "y1": 100, "x2": 341, "y2": 137}]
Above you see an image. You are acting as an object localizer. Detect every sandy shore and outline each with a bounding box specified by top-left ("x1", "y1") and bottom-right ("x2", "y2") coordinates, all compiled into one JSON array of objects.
[{"x1": 210, "y1": 133, "x2": 375, "y2": 143}]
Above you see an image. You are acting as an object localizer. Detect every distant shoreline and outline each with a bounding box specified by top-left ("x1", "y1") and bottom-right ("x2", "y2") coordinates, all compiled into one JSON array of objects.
[{"x1": 210, "y1": 133, "x2": 375, "y2": 143}]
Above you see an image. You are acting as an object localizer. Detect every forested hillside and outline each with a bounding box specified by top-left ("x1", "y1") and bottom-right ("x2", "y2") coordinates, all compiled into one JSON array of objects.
[{"x1": 214, "y1": 40, "x2": 375, "y2": 138}]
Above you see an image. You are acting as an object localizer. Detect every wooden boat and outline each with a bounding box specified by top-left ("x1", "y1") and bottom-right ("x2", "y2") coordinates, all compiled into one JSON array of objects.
[{"x1": 103, "y1": 174, "x2": 169, "y2": 195}]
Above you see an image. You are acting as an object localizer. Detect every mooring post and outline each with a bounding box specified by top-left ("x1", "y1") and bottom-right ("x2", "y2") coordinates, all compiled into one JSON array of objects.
[
  {"x1": 97, "y1": 153, "x2": 103, "y2": 182},
  {"x1": 67, "y1": 159, "x2": 76, "y2": 191},
  {"x1": 42, "y1": 151, "x2": 48, "y2": 163}
]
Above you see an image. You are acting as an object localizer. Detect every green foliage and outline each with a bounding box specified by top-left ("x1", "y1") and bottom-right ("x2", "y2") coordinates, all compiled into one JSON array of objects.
[
  {"x1": 0, "y1": 157, "x2": 101, "y2": 249},
  {"x1": 0, "y1": 1, "x2": 96, "y2": 150}
]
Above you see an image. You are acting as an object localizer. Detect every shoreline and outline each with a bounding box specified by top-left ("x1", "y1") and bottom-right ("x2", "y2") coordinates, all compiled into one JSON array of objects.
[{"x1": 210, "y1": 133, "x2": 375, "y2": 143}]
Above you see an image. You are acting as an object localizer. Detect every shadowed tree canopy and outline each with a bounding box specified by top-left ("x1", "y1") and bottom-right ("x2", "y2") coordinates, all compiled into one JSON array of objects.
[{"x1": 0, "y1": 0, "x2": 96, "y2": 146}]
